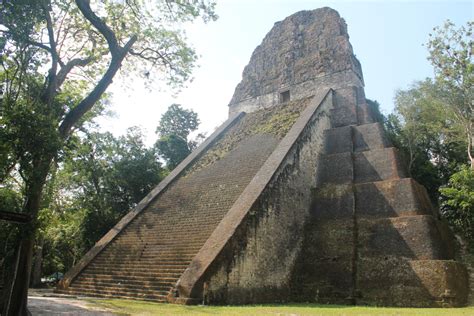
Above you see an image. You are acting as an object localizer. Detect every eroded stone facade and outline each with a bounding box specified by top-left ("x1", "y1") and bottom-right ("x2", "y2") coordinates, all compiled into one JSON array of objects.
[{"x1": 229, "y1": 7, "x2": 363, "y2": 115}]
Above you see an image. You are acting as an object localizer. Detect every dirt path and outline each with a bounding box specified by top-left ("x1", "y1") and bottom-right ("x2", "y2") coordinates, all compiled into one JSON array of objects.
[{"x1": 28, "y1": 289, "x2": 118, "y2": 316}]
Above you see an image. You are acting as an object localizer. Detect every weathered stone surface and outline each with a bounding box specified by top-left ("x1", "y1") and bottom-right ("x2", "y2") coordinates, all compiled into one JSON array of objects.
[
  {"x1": 311, "y1": 184, "x2": 353, "y2": 219},
  {"x1": 353, "y1": 147, "x2": 408, "y2": 183},
  {"x1": 179, "y1": 91, "x2": 334, "y2": 305},
  {"x1": 353, "y1": 123, "x2": 391, "y2": 152},
  {"x1": 357, "y1": 259, "x2": 468, "y2": 307},
  {"x1": 229, "y1": 8, "x2": 363, "y2": 115},
  {"x1": 355, "y1": 178, "x2": 432, "y2": 218},
  {"x1": 323, "y1": 126, "x2": 352, "y2": 154},
  {"x1": 358, "y1": 216, "x2": 451, "y2": 260},
  {"x1": 316, "y1": 152, "x2": 353, "y2": 185}
]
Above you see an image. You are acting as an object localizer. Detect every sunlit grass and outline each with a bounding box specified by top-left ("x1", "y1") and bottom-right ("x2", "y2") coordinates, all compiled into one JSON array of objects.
[{"x1": 88, "y1": 299, "x2": 474, "y2": 316}]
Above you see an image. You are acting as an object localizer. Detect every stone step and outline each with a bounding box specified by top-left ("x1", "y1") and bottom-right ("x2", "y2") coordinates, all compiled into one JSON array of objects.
[
  {"x1": 79, "y1": 273, "x2": 180, "y2": 283},
  {"x1": 92, "y1": 257, "x2": 194, "y2": 264},
  {"x1": 111, "y1": 237, "x2": 207, "y2": 244},
  {"x1": 111, "y1": 236, "x2": 211, "y2": 245},
  {"x1": 87, "y1": 261, "x2": 190, "y2": 272},
  {"x1": 78, "y1": 268, "x2": 186, "y2": 281},
  {"x1": 99, "y1": 245, "x2": 200, "y2": 252},
  {"x1": 84, "y1": 266, "x2": 186, "y2": 276},
  {"x1": 93, "y1": 254, "x2": 196, "y2": 263},
  {"x1": 72, "y1": 278, "x2": 176, "y2": 290},
  {"x1": 69, "y1": 282, "x2": 172, "y2": 293},
  {"x1": 61, "y1": 287, "x2": 168, "y2": 301},
  {"x1": 358, "y1": 215, "x2": 452, "y2": 260}
]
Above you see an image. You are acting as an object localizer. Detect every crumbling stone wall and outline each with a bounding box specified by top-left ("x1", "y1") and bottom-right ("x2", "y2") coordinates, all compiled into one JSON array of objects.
[{"x1": 229, "y1": 7, "x2": 363, "y2": 115}]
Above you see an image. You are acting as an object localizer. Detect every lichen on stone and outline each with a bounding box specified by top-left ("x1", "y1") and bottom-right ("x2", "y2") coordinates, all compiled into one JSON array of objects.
[{"x1": 185, "y1": 96, "x2": 313, "y2": 176}]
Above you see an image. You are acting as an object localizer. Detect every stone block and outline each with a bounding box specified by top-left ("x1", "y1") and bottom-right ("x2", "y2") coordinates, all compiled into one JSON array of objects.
[
  {"x1": 358, "y1": 215, "x2": 450, "y2": 260},
  {"x1": 304, "y1": 219, "x2": 354, "y2": 260},
  {"x1": 357, "y1": 258, "x2": 468, "y2": 307},
  {"x1": 410, "y1": 260, "x2": 468, "y2": 307},
  {"x1": 353, "y1": 148, "x2": 408, "y2": 183},
  {"x1": 355, "y1": 178, "x2": 432, "y2": 218},
  {"x1": 311, "y1": 184, "x2": 354, "y2": 220},
  {"x1": 356, "y1": 101, "x2": 375, "y2": 125},
  {"x1": 331, "y1": 87, "x2": 359, "y2": 127},
  {"x1": 353, "y1": 123, "x2": 391, "y2": 152},
  {"x1": 297, "y1": 259, "x2": 354, "y2": 304},
  {"x1": 323, "y1": 126, "x2": 352, "y2": 154},
  {"x1": 316, "y1": 152, "x2": 353, "y2": 185},
  {"x1": 330, "y1": 107, "x2": 358, "y2": 128}
]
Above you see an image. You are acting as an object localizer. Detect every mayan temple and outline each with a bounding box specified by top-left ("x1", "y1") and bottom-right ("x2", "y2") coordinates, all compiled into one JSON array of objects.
[{"x1": 57, "y1": 7, "x2": 469, "y2": 306}]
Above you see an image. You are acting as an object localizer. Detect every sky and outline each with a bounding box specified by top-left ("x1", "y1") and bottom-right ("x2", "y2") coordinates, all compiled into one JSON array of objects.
[{"x1": 97, "y1": 0, "x2": 473, "y2": 145}]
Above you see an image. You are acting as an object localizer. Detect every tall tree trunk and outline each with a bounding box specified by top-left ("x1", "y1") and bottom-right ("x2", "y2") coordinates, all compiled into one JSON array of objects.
[
  {"x1": 31, "y1": 236, "x2": 44, "y2": 288},
  {"x1": 2, "y1": 158, "x2": 51, "y2": 316},
  {"x1": 468, "y1": 132, "x2": 474, "y2": 170}
]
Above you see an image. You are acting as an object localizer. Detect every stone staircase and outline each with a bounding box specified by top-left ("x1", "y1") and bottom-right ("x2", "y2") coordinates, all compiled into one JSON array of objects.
[
  {"x1": 57, "y1": 104, "x2": 293, "y2": 301},
  {"x1": 294, "y1": 88, "x2": 468, "y2": 306}
]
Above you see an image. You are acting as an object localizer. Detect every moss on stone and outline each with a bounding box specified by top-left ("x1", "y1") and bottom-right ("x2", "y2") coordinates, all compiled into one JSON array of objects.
[{"x1": 185, "y1": 96, "x2": 313, "y2": 176}]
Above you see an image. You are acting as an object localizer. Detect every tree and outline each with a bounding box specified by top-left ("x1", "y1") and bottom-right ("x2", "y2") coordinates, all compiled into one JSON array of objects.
[
  {"x1": 426, "y1": 20, "x2": 473, "y2": 168},
  {"x1": 156, "y1": 103, "x2": 200, "y2": 140},
  {"x1": 27, "y1": 128, "x2": 165, "y2": 286},
  {"x1": 0, "y1": 1, "x2": 216, "y2": 314},
  {"x1": 155, "y1": 103, "x2": 200, "y2": 168},
  {"x1": 70, "y1": 128, "x2": 165, "y2": 249},
  {"x1": 387, "y1": 79, "x2": 466, "y2": 200},
  {"x1": 155, "y1": 133, "x2": 191, "y2": 169},
  {"x1": 440, "y1": 166, "x2": 474, "y2": 249}
]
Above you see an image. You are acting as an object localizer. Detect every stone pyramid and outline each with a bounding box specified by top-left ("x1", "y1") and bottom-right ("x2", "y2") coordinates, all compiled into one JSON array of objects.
[{"x1": 58, "y1": 7, "x2": 468, "y2": 307}]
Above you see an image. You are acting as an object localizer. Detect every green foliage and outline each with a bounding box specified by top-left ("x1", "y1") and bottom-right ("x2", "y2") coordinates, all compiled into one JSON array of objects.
[
  {"x1": 387, "y1": 20, "x2": 473, "y2": 251},
  {"x1": 0, "y1": 186, "x2": 22, "y2": 286},
  {"x1": 387, "y1": 79, "x2": 467, "y2": 200},
  {"x1": 366, "y1": 99, "x2": 385, "y2": 123},
  {"x1": 0, "y1": 1, "x2": 216, "y2": 298},
  {"x1": 65, "y1": 128, "x2": 165, "y2": 249},
  {"x1": 426, "y1": 20, "x2": 473, "y2": 167},
  {"x1": 440, "y1": 166, "x2": 474, "y2": 248},
  {"x1": 156, "y1": 104, "x2": 200, "y2": 140},
  {"x1": 37, "y1": 206, "x2": 85, "y2": 275},
  {"x1": 155, "y1": 134, "x2": 191, "y2": 170},
  {"x1": 155, "y1": 104, "x2": 200, "y2": 169}
]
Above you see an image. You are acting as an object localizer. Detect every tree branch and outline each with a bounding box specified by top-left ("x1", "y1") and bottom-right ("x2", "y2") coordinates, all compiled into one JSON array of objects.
[
  {"x1": 75, "y1": 0, "x2": 120, "y2": 54},
  {"x1": 42, "y1": 4, "x2": 60, "y2": 105},
  {"x1": 0, "y1": 30, "x2": 52, "y2": 53},
  {"x1": 57, "y1": 0, "x2": 139, "y2": 137},
  {"x1": 56, "y1": 56, "x2": 94, "y2": 87},
  {"x1": 59, "y1": 36, "x2": 137, "y2": 137}
]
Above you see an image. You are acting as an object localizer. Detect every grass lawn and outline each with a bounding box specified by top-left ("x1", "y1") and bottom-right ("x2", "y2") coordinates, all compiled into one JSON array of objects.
[{"x1": 89, "y1": 299, "x2": 474, "y2": 316}]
